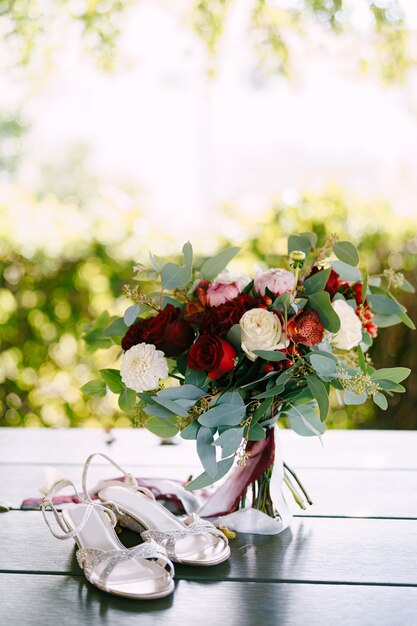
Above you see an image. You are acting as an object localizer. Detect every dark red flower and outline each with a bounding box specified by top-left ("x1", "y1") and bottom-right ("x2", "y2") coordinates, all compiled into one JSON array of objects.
[
  {"x1": 187, "y1": 336, "x2": 237, "y2": 380},
  {"x1": 121, "y1": 304, "x2": 195, "y2": 357},
  {"x1": 195, "y1": 280, "x2": 211, "y2": 307},
  {"x1": 356, "y1": 303, "x2": 378, "y2": 338},
  {"x1": 288, "y1": 307, "x2": 324, "y2": 346},
  {"x1": 199, "y1": 293, "x2": 256, "y2": 336},
  {"x1": 309, "y1": 267, "x2": 341, "y2": 299},
  {"x1": 353, "y1": 283, "x2": 363, "y2": 304}
]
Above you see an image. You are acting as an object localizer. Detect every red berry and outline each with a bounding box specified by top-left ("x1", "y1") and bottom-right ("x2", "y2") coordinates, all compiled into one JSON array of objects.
[
  {"x1": 262, "y1": 364, "x2": 275, "y2": 374},
  {"x1": 258, "y1": 304, "x2": 268, "y2": 309},
  {"x1": 263, "y1": 296, "x2": 272, "y2": 306}
]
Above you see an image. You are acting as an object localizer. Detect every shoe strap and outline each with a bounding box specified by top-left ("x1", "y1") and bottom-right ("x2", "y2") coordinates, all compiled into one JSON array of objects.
[
  {"x1": 77, "y1": 539, "x2": 175, "y2": 591},
  {"x1": 81, "y1": 452, "x2": 156, "y2": 503},
  {"x1": 41, "y1": 479, "x2": 117, "y2": 541},
  {"x1": 141, "y1": 513, "x2": 228, "y2": 561}
]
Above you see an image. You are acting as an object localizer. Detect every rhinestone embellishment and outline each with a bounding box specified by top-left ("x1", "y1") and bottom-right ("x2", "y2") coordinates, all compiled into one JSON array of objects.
[
  {"x1": 141, "y1": 514, "x2": 228, "y2": 561},
  {"x1": 76, "y1": 539, "x2": 174, "y2": 591}
]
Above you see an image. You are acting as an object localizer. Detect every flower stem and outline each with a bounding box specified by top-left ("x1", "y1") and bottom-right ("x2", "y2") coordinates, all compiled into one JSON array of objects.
[{"x1": 283, "y1": 462, "x2": 313, "y2": 505}]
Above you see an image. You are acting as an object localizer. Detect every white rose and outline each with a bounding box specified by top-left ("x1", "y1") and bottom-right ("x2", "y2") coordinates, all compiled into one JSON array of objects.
[
  {"x1": 240, "y1": 308, "x2": 287, "y2": 361},
  {"x1": 331, "y1": 300, "x2": 362, "y2": 350}
]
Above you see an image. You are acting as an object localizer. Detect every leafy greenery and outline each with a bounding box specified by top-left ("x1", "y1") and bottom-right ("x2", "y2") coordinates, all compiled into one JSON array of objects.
[{"x1": 0, "y1": 1, "x2": 414, "y2": 81}]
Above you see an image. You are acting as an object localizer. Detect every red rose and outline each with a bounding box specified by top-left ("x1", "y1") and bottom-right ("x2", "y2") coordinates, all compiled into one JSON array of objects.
[
  {"x1": 288, "y1": 307, "x2": 324, "y2": 346},
  {"x1": 199, "y1": 293, "x2": 256, "y2": 336},
  {"x1": 121, "y1": 304, "x2": 195, "y2": 357},
  {"x1": 186, "y1": 336, "x2": 237, "y2": 380}
]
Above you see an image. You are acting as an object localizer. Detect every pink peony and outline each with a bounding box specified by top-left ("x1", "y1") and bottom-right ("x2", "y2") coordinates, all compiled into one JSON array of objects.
[
  {"x1": 254, "y1": 268, "x2": 295, "y2": 297},
  {"x1": 206, "y1": 282, "x2": 240, "y2": 307}
]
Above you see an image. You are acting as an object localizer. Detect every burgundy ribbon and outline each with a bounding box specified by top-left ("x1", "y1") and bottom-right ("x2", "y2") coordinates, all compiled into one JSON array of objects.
[{"x1": 21, "y1": 428, "x2": 276, "y2": 517}]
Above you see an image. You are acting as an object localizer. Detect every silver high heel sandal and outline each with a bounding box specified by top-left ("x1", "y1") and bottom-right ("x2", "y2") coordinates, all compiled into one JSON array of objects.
[
  {"x1": 82, "y1": 453, "x2": 231, "y2": 567},
  {"x1": 41, "y1": 479, "x2": 175, "y2": 599}
]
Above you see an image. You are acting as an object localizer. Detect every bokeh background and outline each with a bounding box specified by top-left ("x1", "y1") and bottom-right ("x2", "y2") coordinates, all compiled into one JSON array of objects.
[{"x1": 1, "y1": 0, "x2": 416, "y2": 430}]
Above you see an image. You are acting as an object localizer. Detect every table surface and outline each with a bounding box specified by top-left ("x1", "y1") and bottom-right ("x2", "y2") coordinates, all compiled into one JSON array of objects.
[{"x1": 2, "y1": 428, "x2": 417, "y2": 626}]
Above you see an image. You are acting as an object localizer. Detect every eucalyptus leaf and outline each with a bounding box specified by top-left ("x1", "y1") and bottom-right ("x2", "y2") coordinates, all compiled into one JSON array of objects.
[
  {"x1": 252, "y1": 350, "x2": 287, "y2": 361},
  {"x1": 81, "y1": 379, "x2": 107, "y2": 398},
  {"x1": 373, "y1": 393, "x2": 388, "y2": 410},
  {"x1": 215, "y1": 390, "x2": 245, "y2": 407},
  {"x1": 161, "y1": 242, "x2": 193, "y2": 290},
  {"x1": 185, "y1": 456, "x2": 234, "y2": 491},
  {"x1": 184, "y1": 368, "x2": 210, "y2": 388},
  {"x1": 285, "y1": 405, "x2": 326, "y2": 437},
  {"x1": 198, "y1": 404, "x2": 246, "y2": 427},
  {"x1": 123, "y1": 304, "x2": 140, "y2": 327},
  {"x1": 300, "y1": 231, "x2": 318, "y2": 248},
  {"x1": 149, "y1": 251, "x2": 170, "y2": 272},
  {"x1": 252, "y1": 396, "x2": 274, "y2": 424},
  {"x1": 333, "y1": 241, "x2": 359, "y2": 266},
  {"x1": 310, "y1": 354, "x2": 337, "y2": 379},
  {"x1": 104, "y1": 317, "x2": 128, "y2": 337},
  {"x1": 272, "y1": 292, "x2": 291, "y2": 313},
  {"x1": 144, "y1": 404, "x2": 177, "y2": 419},
  {"x1": 213, "y1": 427, "x2": 244, "y2": 458},
  {"x1": 397, "y1": 310, "x2": 416, "y2": 330},
  {"x1": 370, "y1": 367, "x2": 411, "y2": 383},
  {"x1": 200, "y1": 247, "x2": 240, "y2": 280},
  {"x1": 247, "y1": 423, "x2": 266, "y2": 441},
  {"x1": 146, "y1": 417, "x2": 178, "y2": 438},
  {"x1": 376, "y1": 380, "x2": 406, "y2": 393},
  {"x1": 152, "y1": 397, "x2": 193, "y2": 418},
  {"x1": 118, "y1": 388, "x2": 137, "y2": 412},
  {"x1": 197, "y1": 426, "x2": 217, "y2": 477},
  {"x1": 288, "y1": 235, "x2": 312, "y2": 255},
  {"x1": 367, "y1": 294, "x2": 405, "y2": 315},
  {"x1": 307, "y1": 375, "x2": 329, "y2": 421},
  {"x1": 156, "y1": 384, "x2": 205, "y2": 401},
  {"x1": 331, "y1": 260, "x2": 362, "y2": 282},
  {"x1": 227, "y1": 324, "x2": 242, "y2": 351},
  {"x1": 303, "y1": 268, "x2": 331, "y2": 294},
  {"x1": 343, "y1": 390, "x2": 367, "y2": 405},
  {"x1": 253, "y1": 384, "x2": 285, "y2": 400},
  {"x1": 307, "y1": 292, "x2": 341, "y2": 332},
  {"x1": 372, "y1": 314, "x2": 402, "y2": 328},
  {"x1": 99, "y1": 369, "x2": 124, "y2": 394},
  {"x1": 398, "y1": 278, "x2": 415, "y2": 293},
  {"x1": 180, "y1": 421, "x2": 200, "y2": 440}
]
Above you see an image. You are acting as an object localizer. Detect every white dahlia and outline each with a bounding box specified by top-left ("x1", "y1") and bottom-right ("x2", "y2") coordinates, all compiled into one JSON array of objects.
[{"x1": 120, "y1": 343, "x2": 169, "y2": 393}]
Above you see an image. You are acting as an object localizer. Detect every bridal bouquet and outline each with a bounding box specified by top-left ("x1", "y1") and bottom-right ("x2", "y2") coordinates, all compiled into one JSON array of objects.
[{"x1": 82, "y1": 234, "x2": 413, "y2": 522}]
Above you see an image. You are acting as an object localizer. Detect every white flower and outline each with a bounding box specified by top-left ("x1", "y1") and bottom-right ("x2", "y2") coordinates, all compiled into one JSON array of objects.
[
  {"x1": 331, "y1": 300, "x2": 362, "y2": 350},
  {"x1": 120, "y1": 343, "x2": 169, "y2": 393},
  {"x1": 254, "y1": 268, "x2": 295, "y2": 296},
  {"x1": 240, "y1": 308, "x2": 287, "y2": 361}
]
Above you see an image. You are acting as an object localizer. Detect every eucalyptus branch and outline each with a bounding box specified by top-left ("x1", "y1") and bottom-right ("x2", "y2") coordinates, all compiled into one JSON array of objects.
[{"x1": 122, "y1": 284, "x2": 161, "y2": 311}]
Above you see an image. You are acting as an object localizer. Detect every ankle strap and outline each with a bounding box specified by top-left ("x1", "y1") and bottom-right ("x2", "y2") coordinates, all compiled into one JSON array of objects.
[
  {"x1": 81, "y1": 452, "x2": 155, "y2": 503},
  {"x1": 41, "y1": 478, "x2": 117, "y2": 540}
]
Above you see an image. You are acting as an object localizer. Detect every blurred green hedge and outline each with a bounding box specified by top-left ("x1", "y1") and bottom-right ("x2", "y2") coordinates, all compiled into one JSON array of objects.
[{"x1": 0, "y1": 187, "x2": 415, "y2": 429}]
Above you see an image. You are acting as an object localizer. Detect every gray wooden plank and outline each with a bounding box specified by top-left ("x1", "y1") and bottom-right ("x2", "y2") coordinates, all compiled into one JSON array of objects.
[
  {"x1": 3, "y1": 464, "x2": 417, "y2": 520},
  {"x1": 0, "y1": 463, "x2": 200, "y2": 509},
  {"x1": 3, "y1": 427, "x2": 417, "y2": 469},
  {"x1": 2, "y1": 512, "x2": 417, "y2": 586},
  {"x1": 2, "y1": 574, "x2": 417, "y2": 626}
]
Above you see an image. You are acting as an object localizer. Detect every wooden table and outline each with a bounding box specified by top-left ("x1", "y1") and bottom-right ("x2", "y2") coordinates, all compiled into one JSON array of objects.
[{"x1": 1, "y1": 428, "x2": 417, "y2": 626}]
